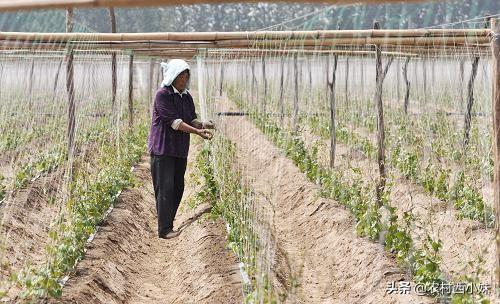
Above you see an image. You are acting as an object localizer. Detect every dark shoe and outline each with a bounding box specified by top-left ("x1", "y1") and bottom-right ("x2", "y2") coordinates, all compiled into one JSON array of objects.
[{"x1": 159, "y1": 229, "x2": 180, "y2": 239}]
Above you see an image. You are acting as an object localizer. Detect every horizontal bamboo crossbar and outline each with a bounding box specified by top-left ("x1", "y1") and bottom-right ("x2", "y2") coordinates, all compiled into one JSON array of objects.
[
  {"x1": 0, "y1": 29, "x2": 490, "y2": 42},
  {"x1": 0, "y1": 39, "x2": 488, "y2": 51},
  {"x1": 0, "y1": 42, "x2": 489, "y2": 57},
  {"x1": 0, "y1": 0, "x2": 439, "y2": 11},
  {"x1": 0, "y1": 28, "x2": 492, "y2": 59},
  {"x1": 207, "y1": 48, "x2": 420, "y2": 56},
  {"x1": 0, "y1": 29, "x2": 491, "y2": 57},
  {"x1": 0, "y1": 46, "x2": 488, "y2": 61},
  {"x1": 227, "y1": 36, "x2": 489, "y2": 47}
]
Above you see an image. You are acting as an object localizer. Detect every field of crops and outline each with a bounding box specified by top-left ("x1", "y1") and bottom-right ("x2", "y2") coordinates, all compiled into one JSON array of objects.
[
  {"x1": 198, "y1": 51, "x2": 497, "y2": 303},
  {"x1": 0, "y1": 26, "x2": 498, "y2": 304},
  {"x1": 0, "y1": 54, "x2": 154, "y2": 300}
]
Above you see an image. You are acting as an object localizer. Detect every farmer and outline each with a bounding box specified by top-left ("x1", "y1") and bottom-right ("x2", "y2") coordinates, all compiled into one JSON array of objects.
[{"x1": 148, "y1": 59, "x2": 214, "y2": 239}]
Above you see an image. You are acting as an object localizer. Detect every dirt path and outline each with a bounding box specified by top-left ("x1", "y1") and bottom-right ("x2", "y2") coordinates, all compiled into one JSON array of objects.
[
  {"x1": 53, "y1": 143, "x2": 243, "y2": 304},
  {"x1": 215, "y1": 97, "x2": 434, "y2": 303}
]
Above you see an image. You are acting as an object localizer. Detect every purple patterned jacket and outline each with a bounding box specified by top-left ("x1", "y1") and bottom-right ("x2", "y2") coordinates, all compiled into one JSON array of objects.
[{"x1": 148, "y1": 85, "x2": 197, "y2": 158}]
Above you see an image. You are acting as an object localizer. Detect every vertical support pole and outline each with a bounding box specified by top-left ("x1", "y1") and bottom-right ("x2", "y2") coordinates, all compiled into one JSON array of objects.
[
  {"x1": 262, "y1": 54, "x2": 267, "y2": 113},
  {"x1": 403, "y1": 56, "x2": 411, "y2": 114},
  {"x1": 463, "y1": 56, "x2": 480, "y2": 148},
  {"x1": 361, "y1": 55, "x2": 365, "y2": 113},
  {"x1": 431, "y1": 56, "x2": 436, "y2": 89},
  {"x1": 128, "y1": 53, "x2": 134, "y2": 129},
  {"x1": 148, "y1": 57, "x2": 154, "y2": 103},
  {"x1": 148, "y1": 57, "x2": 155, "y2": 119},
  {"x1": 373, "y1": 21, "x2": 393, "y2": 206},
  {"x1": 422, "y1": 56, "x2": 427, "y2": 101},
  {"x1": 489, "y1": 18, "x2": 500, "y2": 288},
  {"x1": 197, "y1": 50, "x2": 208, "y2": 121},
  {"x1": 279, "y1": 55, "x2": 285, "y2": 123},
  {"x1": 293, "y1": 53, "x2": 299, "y2": 131},
  {"x1": 52, "y1": 58, "x2": 63, "y2": 103},
  {"x1": 251, "y1": 59, "x2": 256, "y2": 104},
  {"x1": 219, "y1": 56, "x2": 224, "y2": 97},
  {"x1": 307, "y1": 57, "x2": 312, "y2": 109},
  {"x1": 325, "y1": 53, "x2": 330, "y2": 93},
  {"x1": 329, "y1": 54, "x2": 338, "y2": 168},
  {"x1": 244, "y1": 59, "x2": 248, "y2": 101},
  {"x1": 28, "y1": 58, "x2": 35, "y2": 110},
  {"x1": 413, "y1": 55, "x2": 418, "y2": 105},
  {"x1": 66, "y1": 8, "x2": 76, "y2": 157},
  {"x1": 109, "y1": 8, "x2": 117, "y2": 111},
  {"x1": 156, "y1": 60, "x2": 162, "y2": 88},
  {"x1": 345, "y1": 57, "x2": 349, "y2": 104},
  {"x1": 374, "y1": 37, "x2": 385, "y2": 207},
  {"x1": 396, "y1": 57, "x2": 401, "y2": 103},
  {"x1": 459, "y1": 59, "x2": 465, "y2": 111}
]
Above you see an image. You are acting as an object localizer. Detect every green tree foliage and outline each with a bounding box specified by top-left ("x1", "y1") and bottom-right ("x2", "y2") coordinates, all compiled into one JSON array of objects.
[{"x1": 0, "y1": 1, "x2": 497, "y2": 33}]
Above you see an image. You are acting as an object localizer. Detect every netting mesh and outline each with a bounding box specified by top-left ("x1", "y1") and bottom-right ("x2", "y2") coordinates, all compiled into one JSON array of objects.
[
  {"x1": 195, "y1": 29, "x2": 496, "y2": 301},
  {"x1": 0, "y1": 10, "x2": 496, "y2": 303},
  {"x1": 0, "y1": 32, "x2": 160, "y2": 298}
]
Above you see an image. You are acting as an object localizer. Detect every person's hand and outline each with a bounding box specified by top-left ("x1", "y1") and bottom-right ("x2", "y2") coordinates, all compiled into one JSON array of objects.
[
  {"x1": 197, "y1": 129, "x2": 213, "y2": 140},
  {"x1": 202, "y1": 120, "x2": 216, "y2": 130}
]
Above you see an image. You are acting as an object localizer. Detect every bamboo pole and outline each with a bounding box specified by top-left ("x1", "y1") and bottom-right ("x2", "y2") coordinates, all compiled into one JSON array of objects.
[
  {"x1": 148, "y1": 57, "x2": 154, "y2": 107},
  {"x1": 156, "y1": 60, "x2": 161, "y2": 88},
  {"x1": 329, "y1": 54, "x2": 338, "y2": 168},
  {"x1": 251, "y1": 59, "x2": 256, "y2": 104},
  {"x1": 28, "y1": 58, "x2": 34, "y2": 109},
  {"x1": 1, "y1": 37, "x2": 487, "y2": 51},
  {"x1": 0, "y1": 38, "x2": 489, "y2": 56},
  {"x1": 262, "y1": 55, "x2": 267, "y2": 113},
  {"x1": 0, "y1": 29, "x2": 490, "y2": 43},
  {"x1": 460, "y1": 59, "x2": 465, "y2": 110},
  {"x1": 279, "y1": 55, "x2": 285, "y2": 123},
  {"x1": 128, "y1": 53, "x2": 134, "y2": 128},
  {"x1": 123, "y1": 45, "x2": 493, "y2": 57},
  {"x1": 6, "y1": 46, "x2": 487, "y2": 61},
  {"x1": 431, "y1": 55, "x2": 435, "y2": 89},
  {"x1": 256, "y1": 55, "x2": 260, "y2": 106},
  {"x1": 422, "y1": 57, "x2": 427, "y2": 100},
  {"x1": 463, "y1": 56, "x2": 480, "y2": 148},
  {"x1": 247, "y1": 36, "x2": 490, "y2": 48},
  {"x1": 307, "y1": 58, "x2": 312, "y2": 108},
  {"x1": 345, "y1": 57, "x2": 349, "y2": 104},
  {"x1": 325, "y1": 54, "x2": 330, "y2": 94},
  {"x1": 51, "y1": 58, "x2": 63, "y2": 103},
  {"x1": 396, "y1": 57, "x2": 400, "y2": 103},
  {"x1": 167, "y1": 45, "x2": 485, "y2": 55},
  {"x1": 109, "y1": 8, "x2": 117, "y2": 111},
  {"x1": 196, "y1": 51, "x2": 207, "y2": 121},
  {"x1": 293, "y1": 52, "x2": 299, "y2": 131},
  {"x1": 373, "y1": 21, "x2": 393, "y2": 207},
  {"x1": 142, "y1": 48, "x2": 422, "y2": 57},
  {"x1": 403, "y1": 56, "x2": 411, "y2": 114},
  {"x1": 490, "y1": 18, "x2": 500, "y2": 289},
  {"x1": 361, "y1": 56, "x2": 365, "y2": 109},
  {"x1": 140, "y1": 48, "x2": 490, "y2": 58},
  {"x1": 66, "y1": 8, "x2": 76, "y2": 157},
  {"x1": 219, "y1": 58, "x2": 224, "y2": 96}
]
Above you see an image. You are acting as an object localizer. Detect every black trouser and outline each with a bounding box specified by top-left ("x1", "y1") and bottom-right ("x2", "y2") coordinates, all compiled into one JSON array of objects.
[{"x1": 150, "y1": 154, "x2": 187, "y2": 236}]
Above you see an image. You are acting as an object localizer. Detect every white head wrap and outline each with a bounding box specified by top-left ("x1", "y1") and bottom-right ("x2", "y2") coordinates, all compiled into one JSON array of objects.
[{"x1": 160, "y1": 59, "x2": 190, "y2": 88}]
